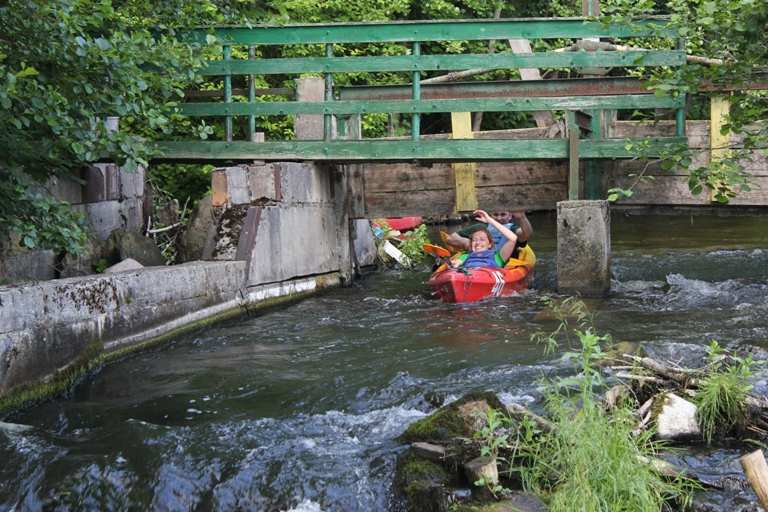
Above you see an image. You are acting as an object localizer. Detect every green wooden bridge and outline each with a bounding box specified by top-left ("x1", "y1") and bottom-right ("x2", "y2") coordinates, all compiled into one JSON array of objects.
[{"x1": 154, "y1": 16, "x2": 688, "y2": 200}]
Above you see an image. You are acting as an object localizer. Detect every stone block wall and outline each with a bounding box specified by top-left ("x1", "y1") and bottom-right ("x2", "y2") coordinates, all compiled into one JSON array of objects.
[
  {"x1": 204, "y1": 161, "x2": 359, "y2": 287},
  {"x1": 0, "y1": 164, "x2": 147, "y2": 283}
]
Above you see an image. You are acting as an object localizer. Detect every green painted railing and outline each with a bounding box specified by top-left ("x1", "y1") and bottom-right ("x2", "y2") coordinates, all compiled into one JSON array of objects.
[{"x1": 155, "y1": 16, "x2": 687, "y2": 163}]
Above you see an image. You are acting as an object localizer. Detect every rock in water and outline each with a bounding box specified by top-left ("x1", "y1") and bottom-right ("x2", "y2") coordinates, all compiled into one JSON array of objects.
[
  {"x1": 394, "y1": 448, "x2": 451, "y2": 512},
  {"x1": 399, "y1": 392, "x2": 507, "y2": 444},
  {"x1": 654, "y1": 393, "x2": 701, "y2": 441}
]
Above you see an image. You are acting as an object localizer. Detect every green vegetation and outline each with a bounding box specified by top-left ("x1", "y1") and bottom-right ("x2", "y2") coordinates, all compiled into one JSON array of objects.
[
  {"x1": 696, "y1": 340, "x2": 754, "y2": 444},
  {"x1": 398, "y1": 225, "x2": 432, "y2": 267},
  {"x1": 516, "y1": 329, "x2": 692, "y2": 511}
]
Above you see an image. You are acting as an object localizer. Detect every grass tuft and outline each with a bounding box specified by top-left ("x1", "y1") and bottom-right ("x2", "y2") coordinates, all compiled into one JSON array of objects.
[{"x1": 696, "y1": 356, "x2": 753, "y2": 444}]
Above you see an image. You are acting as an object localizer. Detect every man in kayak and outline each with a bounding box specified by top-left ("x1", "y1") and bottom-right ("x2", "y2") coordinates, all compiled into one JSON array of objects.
[
  {"x1": 449, "y1": 210, "x2": 518, "y2": 269},
  {"x1": 444, "y1": 210, "x2": 532, "y2": 258}
]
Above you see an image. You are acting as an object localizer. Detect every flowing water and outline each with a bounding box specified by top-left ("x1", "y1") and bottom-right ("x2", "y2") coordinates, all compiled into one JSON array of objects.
[{"x1": 1, "y1": 214, "x2": 768, "y2": 511}]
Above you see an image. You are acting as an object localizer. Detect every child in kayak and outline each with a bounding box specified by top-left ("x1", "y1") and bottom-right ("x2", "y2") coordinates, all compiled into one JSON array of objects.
[{"x1": 449, "y1": 210, "x2": 518, "y2": 269}]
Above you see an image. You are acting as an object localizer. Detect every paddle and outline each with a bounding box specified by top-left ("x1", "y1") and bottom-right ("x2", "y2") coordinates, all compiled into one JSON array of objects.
[{"x1": 423, "y1": 243, "x2": 451, "y2": 258}]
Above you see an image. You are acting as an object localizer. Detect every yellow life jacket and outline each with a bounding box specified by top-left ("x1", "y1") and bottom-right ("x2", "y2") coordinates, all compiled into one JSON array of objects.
[{"x1": 504, "y1": 244, "x2": 536, "y2": 271}]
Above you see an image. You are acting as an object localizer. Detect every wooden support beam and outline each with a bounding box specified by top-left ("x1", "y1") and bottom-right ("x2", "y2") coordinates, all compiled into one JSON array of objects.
[
  {"x1": 153, "y1": 137, "x2": 687, "y2": 163},
  {"x1": 567, "y1": 111, "x2": 580, "y2": 200},
  {"x1": 508, "y1": 38, "x2": 556, "y2": 129},
  {"x1": 188, "y1": 18, "x2": 677, "y2": 46},
  {"x1": 179, "y1": 94, "x2": 684, "y2": 117},
  {"x1": 709, "y1": 94, "x2": 731, "y2": 201},
  {"x1": 200, "y1": 51, "x2": 686, "y2": 76},
  {"x1": 451, "y1": 112, "x2": 478, "y2": 212}
]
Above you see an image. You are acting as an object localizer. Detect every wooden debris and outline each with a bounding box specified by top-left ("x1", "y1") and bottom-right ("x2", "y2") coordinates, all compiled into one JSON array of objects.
[
  {"x1": 506, "y1": 403, "x2": 555, "y2": 433},
  {"x1": 412, "y1": 442, "x2": 447, "y2": 462},
  {"x1": 464, "y1": 456, "x2": 499, "y2": 486},
  {"x1": 740, "y1": 450, "x2": 768, "y2": 510}
]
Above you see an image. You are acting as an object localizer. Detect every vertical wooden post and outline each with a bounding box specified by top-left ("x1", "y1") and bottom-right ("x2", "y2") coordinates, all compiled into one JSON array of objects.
[
  {"x1": 451, "y1": 112, "x2": 478, "y2": 212},
  {"x1": 740, "y1": 450, "x2": 768, "y2": 510},
  {"x1": 223, "y1": 45, "x2": 233, "y2": 142},
  {"x1": 710, "y1": 95, "x2": 731, "y2": 159},
  {"x1": 567, "y1": 111, "x2": 580, "y2": 200},
  {"x1": 709, "y1": 94, "x2": 731, "y2": 201},
  {"x1": 248, "y1": 46, "x2": 256, "y2": 142},
  {"x1": 411, "y1": 42, "x2": 421, "y2": 141},
  {"x1": 324, "y1": 43, "x2": 334, "y2": 142},
  {"x1": 675, "y1": 37, "x2": 687, "y2": 138}
]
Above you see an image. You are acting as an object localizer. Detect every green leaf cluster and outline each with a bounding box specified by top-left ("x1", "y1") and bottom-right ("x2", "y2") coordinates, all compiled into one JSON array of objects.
[{"x1": 0, "y1": 0, "x2": 231, "y2": 254}]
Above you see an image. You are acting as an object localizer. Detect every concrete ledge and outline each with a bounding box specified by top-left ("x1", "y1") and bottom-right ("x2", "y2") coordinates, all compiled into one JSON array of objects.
[{"x1": 0, "y1": 262, "x2": 342, "y2": 414}]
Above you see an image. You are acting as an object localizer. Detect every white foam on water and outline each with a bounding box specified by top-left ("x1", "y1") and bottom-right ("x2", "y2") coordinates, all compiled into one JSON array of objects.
[{"x1": 282, "y1": 499, "x2": 324, "y2": 512}]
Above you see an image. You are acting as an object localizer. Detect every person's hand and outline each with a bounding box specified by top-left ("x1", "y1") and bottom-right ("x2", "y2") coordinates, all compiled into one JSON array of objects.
[{"x1": 473, "y1": 209, "x2": 492, "y2": 223}]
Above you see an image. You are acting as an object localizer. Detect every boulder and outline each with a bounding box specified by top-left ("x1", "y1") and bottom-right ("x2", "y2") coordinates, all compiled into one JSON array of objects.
[
  {"x1": 653, "y1": 393, "x2": 701, "y2": 441},
  {"x1": 177, "y1": 195, "x2": 214, "y2": 262},
  {"x1": 394, "y1": 448, "x2": 452, "y2": 512},
  {"x1": 110, "y1": 229, "x2": 165, "y2": 266},
  {"x1": 399, "y1": 392, "x2": 507, "y2": 444},
  {"x1": 59, "y1": 235, "x2": 118, "y2": 278},
  {"x1": 104, "y1": 258, "x2": 143, "y2": 274}
]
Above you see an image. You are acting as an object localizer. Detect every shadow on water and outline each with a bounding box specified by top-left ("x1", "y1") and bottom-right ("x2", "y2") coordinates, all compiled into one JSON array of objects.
[{"x1": 1, "y1": 214, "x2": 768, "y2": 510}]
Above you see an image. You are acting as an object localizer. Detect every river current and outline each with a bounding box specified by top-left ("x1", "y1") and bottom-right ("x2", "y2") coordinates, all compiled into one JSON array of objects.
[{"x1": 1, "y1": 214, "x2": 767, "y2": 511}]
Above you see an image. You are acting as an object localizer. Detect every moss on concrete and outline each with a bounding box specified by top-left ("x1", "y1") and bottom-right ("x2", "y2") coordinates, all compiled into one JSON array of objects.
[
  {"x1": 0, "y1": 279, "x2": 336, "y2": 418},
  {"x1": 400, "y1": 392, "x2": 507, "y2": 444}
]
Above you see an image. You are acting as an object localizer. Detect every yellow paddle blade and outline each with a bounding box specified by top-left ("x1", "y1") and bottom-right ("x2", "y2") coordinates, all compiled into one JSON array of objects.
[{"x1": 423, "y1": 243, "x2": 451, "y2": 258}]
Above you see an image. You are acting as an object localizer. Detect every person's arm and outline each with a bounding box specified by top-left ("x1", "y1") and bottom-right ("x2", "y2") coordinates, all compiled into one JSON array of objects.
[
  {"x1": 510, "y1": 211, "x2": 533, "y2": 242},
  {"x1": 445, "y1": 231, "x2": 471, "y2": 251},
  {"x1": 474, "y1": 209, "x2": 517, "y2": 261}
]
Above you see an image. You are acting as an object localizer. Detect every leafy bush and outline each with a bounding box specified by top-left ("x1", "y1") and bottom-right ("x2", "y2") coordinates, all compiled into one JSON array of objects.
[{"x1": 397, "y1": 224, "x2": 432, "y2": 267}]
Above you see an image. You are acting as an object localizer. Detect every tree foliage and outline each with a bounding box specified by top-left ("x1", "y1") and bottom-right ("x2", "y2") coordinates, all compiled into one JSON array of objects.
[{"x1": 0, "y1": 0, "x2": 231, "y2": 253}]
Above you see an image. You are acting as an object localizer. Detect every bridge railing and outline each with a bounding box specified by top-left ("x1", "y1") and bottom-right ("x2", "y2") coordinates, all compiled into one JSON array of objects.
[{"x1": 156, "y1": 17, "x2": 687, "y2": 164}]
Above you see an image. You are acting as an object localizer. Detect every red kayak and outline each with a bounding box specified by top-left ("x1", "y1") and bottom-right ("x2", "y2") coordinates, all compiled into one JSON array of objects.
[
  {"x1": 427, "y1": 266, "x2": 529, "y2": 303},
  {"x1": 385, "y1": 216, "x2": 423, "y2": 232}
]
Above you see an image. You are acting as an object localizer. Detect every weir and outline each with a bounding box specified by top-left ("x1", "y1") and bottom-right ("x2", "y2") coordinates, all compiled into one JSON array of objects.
[{"x1": 2, "y1": 16, "x2": 768, "y2": 412}]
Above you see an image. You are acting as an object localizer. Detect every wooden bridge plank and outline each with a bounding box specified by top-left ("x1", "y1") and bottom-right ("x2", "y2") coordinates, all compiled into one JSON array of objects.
[
  {"x1": 188, "y1": 18, "x2": 675, "y2": 46},
  {"x1": 363, "y1": 161, "x2": 565, "y2": 193},
  {"x1": 200, "y1": 51, "x2": 685, "y2": 76},
  {"x1": 180, "y1": 94, "x2": 683, "y2": 117},
  {"x1": 364, "y1": 183, "x2": 567, "y2": 217},
  {"x1": 154, "y1": 138, "x2": 687, "y2": 162}
]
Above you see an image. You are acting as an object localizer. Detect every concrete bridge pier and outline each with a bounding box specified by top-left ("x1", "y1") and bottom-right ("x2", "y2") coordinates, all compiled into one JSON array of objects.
[{"x1": 556, "y1": 200, "x2": 611, "y2": 297}]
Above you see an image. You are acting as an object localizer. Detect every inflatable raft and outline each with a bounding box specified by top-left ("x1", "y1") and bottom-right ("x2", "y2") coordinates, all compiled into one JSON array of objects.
[{"x1": 427, "y1": 245, "x2": 536, "y2": 303}]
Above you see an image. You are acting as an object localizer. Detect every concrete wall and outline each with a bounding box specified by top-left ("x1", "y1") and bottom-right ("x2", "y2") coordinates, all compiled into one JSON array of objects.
[
  {"x1": 0, "y1": 157, "x2": 374, "y2": 408},
  {"x1": 205, "y1": 161, "x2": 356, "y2": 285},
  {"x1": 0, "y1": 261, "x2": 342, "y2": 399}
]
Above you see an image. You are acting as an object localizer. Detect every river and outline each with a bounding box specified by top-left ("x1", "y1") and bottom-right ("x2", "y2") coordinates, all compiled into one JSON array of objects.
[{"x1": 1, "y1": 213, "x2": 767, "y2": 511}]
